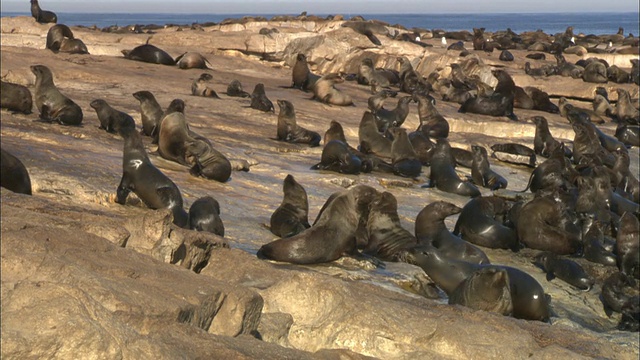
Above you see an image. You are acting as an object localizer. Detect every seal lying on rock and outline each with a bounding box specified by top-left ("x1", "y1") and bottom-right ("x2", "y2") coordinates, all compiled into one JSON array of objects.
[
  {"x1": 122, "y1": 42, "x2": 176, "y2": 65},
  {"x1": 1, "y1": 81, "x2": 32, "y2": 114},
  {"x1": 191, "y1": 74, "x2": 220, "y2": 98},
  {"x1": 533, "y1": 252, "x2": 594, "y2": 290},
  {"x1": 226, "y1": 80, "x2": 251, "y2": 98},
  {"x1": 449, "y1": 267, "x2": 513, "y2": 316},
  {"x1": 0, "y1": 148, "x2": 32, "y2": 196},
  {"x1": 312, "y1": 73, "x2": 353, "y2": 106},
  {"x1": 175, "y1": 52, "x2": 211, "y2": 70}
]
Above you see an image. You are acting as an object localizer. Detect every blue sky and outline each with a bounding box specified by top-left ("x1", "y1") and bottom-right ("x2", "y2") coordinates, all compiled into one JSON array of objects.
[{"x1": 3, "y1": 0, "x2": 638, "y2": 14}]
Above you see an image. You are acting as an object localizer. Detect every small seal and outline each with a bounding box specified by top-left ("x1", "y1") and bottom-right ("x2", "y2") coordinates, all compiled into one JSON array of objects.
[
  {"x1": 524, "y1": 87, "x2": 559, "y2": 113},
  {"x1": 617, "y1": 212, "x2": 639, "y2": 279},
  {"x1": 311, "y1": 140, "x2": 368, "y2": 175},
  {"x1": 115, "y1": 126, "x2": 188, "y2": 228},
  {"x1": 175, "y1": 52, "x2": 211, "y2": 70},
  {"x1": 414, "y1": 93, "x2": 449, "y2": 139},
  {"x1": 424, "y1": 139, "x2": 481, "y2": 197},
  {"x1": 388, "y1": 127, "x2": 422, "y2": 178},
  {"x1": 132, "y1": 90, "x2": 164, "y2": 138},
  {"x1": 499, "y1": 50, "x2": 514, "y2": 61},
  {"x1": 358, "y1": 58, "x2": 391, "y2": 87},
  {"x1": 0, "y1": 148, "x2": 32, "y2": 195},
  {"x1": 1, "y1": 81, "x2": 33, "y2": 114},
  {"x1": 453, "y1": 196, "x2": 519, "y2": 251},
  {"x1": 250, "y1": 83, "x2": 275, "y2": 112},
  {"x1": 30, "y1": 65, "x2": 83, "y2": 125},
  {"x1": 448, "y1": 267, "x2": 513, "y2": 316},
  {"x1": 290, "y1": 53, "x2": 320, "y2": 91},
  {"x1": 90, "y1": 99, "x2": 136, "y2": 134},
  {"x1": 31, "y1": 0, "x2": 57, "y2": 23},
  {"x1": 312, "y1": 73, "x2": 353, "y2": 106},
  {"x1": 188, "y1": 196, "x2": 224, "y2": 236},
  {"x1": 276, "y1": 100, "x2": 321, "y2": 147},
  {"x1": 225, "y1": 80, "x2": 251, "y2": 98},
  {"x1": 191, "y1": 73, "x2": 220, "y2": 98},
  {"x1": 122, "y1": 42, "x2": 176, "y2": 65},
  {"x1": 270, "y1": 174, "x2": 311, "y2": 238},
  {"x1": 533, "y1": 251, "x2": 594, "y2": 290},
  {"x1": 470, "y1": 145, "x2": 508, "y2": 190},
  {"x1": 601, "y1": 272, "x2": 640, "y2": 331},
  {"x1": 532, "y1": 116, "x2": 565, "y2": 158}
]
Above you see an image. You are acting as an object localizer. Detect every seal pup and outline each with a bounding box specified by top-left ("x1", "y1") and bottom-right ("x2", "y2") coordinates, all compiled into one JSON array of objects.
[
  {"x1": 257, "y1": 185, "x2": 379, "y2": 264},
  {"x1": 397, "y1": 56, "x2": 431, "y2": 95},
  {"x1": 532, "y1": 116, "x2": 565, "y2": 158},
  {"x1": 470, "y1": 145, "x2": 508, "y2": 190},
  {"x1": 358, "y1": 111, "x2": 392, "y2": 158},
  {"x1": 533, "y1": 252, "x2": 594, "y2": 290},
  {"x1": 491, "y1": 143, "x2": 537, "y2": 167},
  {"x1": 90, "y1": 99, "x2": 135, "y2": 134},
  {"x1": 184, "y1": 138, "x2": 232, "y2": 182},
  {"x1": 191, "y1": 73, "x2": 220, "y2": 98},
  {"x1": 175, "y1": 52, "x2": 211, "y2": 69},
  {"x1": 388, "y1": 127, "x2": 422, "y2": 178},
  {"x1": 458, "y1": 69, "x2": 517, "y2": 121},
  {"x1": 30, "y1": 0, "x2": 57, "y2": 23},
  {"x1": 312, "y1": 73, "x2": 353, "y2": 106},
  {"x1": 582, "y1": 219, "x2": 617, "y2": 267},
  {"x1": 1, "y1": 81, "x2": 33, "y2": 114},
  {"x1": 0, "y1": 148, "x2": 32, "y2": 195},
  {"x1": 290, "y1": 53, "x2": 320, "y2": 91},
  {"x1": 188, "y1": 196, "x2": 224, "y2": 236},
  {"x1": 414, "y1": 93, "x2": 449, "y2": 139},
  {"x1": 424, "y1": 139, "x2": 481, "y2": 198},
  {"x1": 414, "y1": 201, "x2": 490, "y2": 264},
  {"x1": 593, "y1": 94, "x2": 615, "y2": 118},
  {"x1": 30, "y1": 65, "x2": 83, "y2": 125},
  {"x1": 276, "y1": 100, "x2": 321, "y2": 147},
  {"x1": 122, "y1": 42, "x2": 176, "y2": 65},
  {"x1": 250, "y1": 83, "x2": 274, "y2": 112},
  {"x1": 499, "y1": 50, "x2": 514, "y2": 62},
  {"x1": 270, "y1": 174, "x2": 311, "y2": 238},
  {"x1": 116, "y1": 126, "x2": 188, "y2": 228},
  {"x1": 132, "y1": 90, "x2": 163, "y2": 138},
  {"x1": 617, "y1": 212, "x2": 640, "y2": 279},
  {"x1": 311, "y1": 140, "x2": 367, "y2": 175},
  {"x1": 373, "y1": 95, "x2": 413, "y2": 132},
  {"x1": 454, "y1": 196, "x2": 519, "y2": 251},
  {"x1": 449, "y1": 267, "x2": 513, "y2": 316},
  {"x1": 226, "y1": 80, "x2": 251, "y2": 98}
]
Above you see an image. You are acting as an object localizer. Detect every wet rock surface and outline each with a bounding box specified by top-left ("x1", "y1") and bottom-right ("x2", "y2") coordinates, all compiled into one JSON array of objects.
[{"x1": 1, "y1": 15, "x2": 639, "y2": 359}]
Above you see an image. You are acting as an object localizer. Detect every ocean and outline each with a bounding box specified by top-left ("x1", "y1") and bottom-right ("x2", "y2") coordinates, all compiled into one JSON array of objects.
[{"x1": 3, "y1": 11, "x2": 639, "y2": 36}]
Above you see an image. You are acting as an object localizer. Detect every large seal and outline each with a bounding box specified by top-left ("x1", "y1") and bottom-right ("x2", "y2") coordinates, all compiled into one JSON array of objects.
[
  {"x1": 250, "y1": 83, "x2": 275, "y2": 112},
  {"x1": 448, "y1": 267, "x2": 513, "y2": 316},
  {"x1": 257, "y1": 185, "x2": 379, "y2": 264},
  {"x1": 191, "y1": 73, "x2": 220, "y2": 98},
  {"x1": 458, "y1": 69, "x2": 517, "y2": 121},
  {"x1": 270, "y1": 174, "x2": 311, "y2": 238},
  {"x1": 188, "y1": 196, "x2": 224, "y2": 236},
  {"x1": 532, "y1": 116, "x2": 565, "y2": 158},
  {"x1": 90, "y1": 99, "x2": 135, "y2": 134},
  {"x1": 312, "y1": 73, "x2": 353, "y2": 106},
  {"x1": 582, "y1": 61, "x2": 608, "y2": 83},
  {"x1": 132, "y1": 90, "x2": 163, "y2": 138},
  {"x1": 225, "y1": 80, "x2": 251, "y2": 98},
  {"x1": 1, "y1": 81, "x2": 33, "y2": 114},
  {"x1": 290, "y1": 53, "x2": 319, "y2": 91},
  {"x1": 470, "y1": 145, "x2": 508, "y2": 190},
  {"x1": 358, "y1": 111, "x2": 391, "y2": 158},
  {"x1": 115, "y1": 126, "x2": 188, "y2": 228},
  {"x1": 415, "y1": 93, "x2": 449, "y2": 139},
  {"x1": 30, "y1": 0, "x2": 57, "y2": 23},
  {"x1": 175, "y1": 52, "x2": 211, "y2": 70},
  {"x1": 424, "y1": 139, "x2": 481, "y2": 197},
  {"x1": 453, "y1": 196, "x2": 519, "y2": 251},
  {"x1": 0, "y1": 148, "x2": 32, "y2": 195},
  {"x1": 617, "y1": 212, "x2": 639, "y2": 279},
  {"x1": 388, "y1": 127, "x2": 422, "y2": 178},
  {"x1": 615, "y1": 88, "x2": 640, "y2": 124},
  {"x1": 30, "y1": 65, "x2": 83, "y2": 125},
  {"x1": 399, "y1": 247, "x2": 550, "y2": 321},
  {"x1": 276, "y1": 100, "x2": 321, "y2": 147},
  {"x1": 122, "y1": 42, "x2": 176, "y2": 65},
  {"x1": 533, "y1": 252, "x2": 594, "y2": 290},
  {"x1": 45, "y1": 24, "x2": 73, "y2": 51},
  {"x1": 414, "y1": 201, "x2": 490, "y2": 264}
]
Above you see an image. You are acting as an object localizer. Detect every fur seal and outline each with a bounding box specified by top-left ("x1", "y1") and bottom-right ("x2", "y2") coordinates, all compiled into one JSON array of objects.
[
  {"x1": 257, "y1": 185, "x2": 379, "y2": 264},
  {"x1": 499, "y1": 50, "x2": 514, "y2": 61},
  {"x1": 454, "y1": 196, "x2": 519, "y2": 251},
  {"x1": 270, "y1": 174, "x2": 310, "y2": 238},
  {"x1": 290, "y1": 53, "x2": 320, "y2": 91},
  {"x1": 415, "y1": 93, "x2": 449, "y2": 139},
  {"x1": 399, "y1": 247, "x2": 550, "y2": 321},
  {"x1": 175, "y1": 52, "x2": 211, "y2": 69},
  {"x1": 615, "y1": 88, "x2": 640, "y2": 124},
  {"x1": 524, "y1": 87, "x2": 560, "y2": 113},
  {"x1": 448, "y1": 267, "x2": 513, "y2": 316},
  {"x1": 276, "y1": 100, "x2": 320, "y2": 147},
  {"x1": 424, "y1": 139, "x2": 481, "y2": 197},
  {"x1": 471, "y1": 145, "x2": 508, "y2": 190},
  {"x1": 30, "y1": 65, "x2": 83, "y2": 125},
  {"x1": 373, "y1": 96, "x2": 412, "y2": 132},
  {"x1": 525, "y1": 53, "x2": 546, "y2": 60},
  {"x1": 312, "y1": 73, "x2": 353, "y2": 106},
  {"x1": 532, "y1": 116, "x2": 565, "y2": 158},
  {"x1": 601, "y1": 272, "x2": 640, "y2": 331},
  {"x1": 617, "y1": 212, "x2": 640, "y2": 279},
  {"x1": 582, "y1": 61, "x2": 608, "y2": 83},
  {"x1": 132, "y1": 90, "x2": 163, "y2": 138},
  {"x1": 491, "y1": 143, "x2": 537, "y2": 167},
  {"x1": 30, "y1": 0, "x2": 57, "y2": 23},
  {"x1": 459, "y1": 69, "x2": 517, "y2": 121},
  {"x1": 341, "y1": 21, "x2": 388, "y2": 45},
  {"x1": 45, "y1": 24, "x2": 73, "y2": 51},
  {"x1": 250, "y1": 83, "x2": 275, "y2": 112},
  {"x1": 415, "y1": 201, "x2": 490, "y2": 264},
  {"x1": 607, "y1": 65, "x2": 631, "y2": 83},
  {"x1": 116, "y1": 126, "x2": 188, "y2": 228},
  {"x1": 122, "y1": 43, "x2": 176, "y2": 65},
  {"x1": 90, "y1": 99, "x2": 135, "y2": 134},
  {"x1": 0, "y1": 148, "x2": 32, "y2": 195},
  {"x1": 358, "y1": 58, "x2": 391, "y2": 87},
  {"x1": 524, "y1": 62, "x2": 557, "y2": 77},
  {"x1": 1, "y1": 81, "x2": 33, "y2": 114},
  {"x1": 358, "y1": 111, "x2": 392, "y2": 158},
  {"x1": 615, "y1": 122, "x2": 640, "y2": 147},
  {"x1": 226, "y1": 80, "x2": 251, "y2": 98},
  {"x1": 533, "y1": 252, "x2": 594, "y2": 290},
  {"x1": 408, "y1": 130, "x2": 435, "y2": 165},
  {"x1": 191, "y1": 73, "x2": 220, "y2": 98},
  {"x1": 311, "y1": 140, "x2": 369, "y2": 175},
  {"x1": 388, "y1": 127, "x2": 422, "y2": 178},
  {"x1": 188, "y1": 196, "x2": 224, "y2": 236},
  {"x1": 582, "y1": 219, "x2": 617, "y2": 267}
]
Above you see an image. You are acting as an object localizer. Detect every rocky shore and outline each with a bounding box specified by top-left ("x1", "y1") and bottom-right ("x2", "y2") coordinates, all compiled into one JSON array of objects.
[{"x1": 1, "y1": 15, "x2": 639, "y2": 359}]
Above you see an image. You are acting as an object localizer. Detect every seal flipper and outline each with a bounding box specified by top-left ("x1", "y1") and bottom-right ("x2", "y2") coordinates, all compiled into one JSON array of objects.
[{"x1": 115, "y1": 174, "x2": 133, "y2": 205}]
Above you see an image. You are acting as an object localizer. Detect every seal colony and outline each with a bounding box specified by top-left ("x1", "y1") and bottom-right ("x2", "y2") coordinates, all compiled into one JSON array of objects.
[{"x1": 1, "y1": 10, "x2": 640, "y2": 358}]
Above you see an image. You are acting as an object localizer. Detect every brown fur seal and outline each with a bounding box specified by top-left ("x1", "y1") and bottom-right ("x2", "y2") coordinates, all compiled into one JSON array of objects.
[
  {"x1": 250, "y1": 83, "x2": 275, "y2": 112},
  {"x1": 424, "y1": 139, "x2": 481, "y2": 197},
  {"x1": 459, "y1": 69, "x2": 517, "y2": 121},
  {"x1": 617, "y1": 212, "x2": 640, "y2": 279},
  {"x1": 311, "y1": 140, "x2": 369, "y2": 175},
  {"x1": 341, "y1": 21, "x2": 388, "y2": 45},
  {"x1": 184, "y1": 138, "x2": 232, "y2": 182},
  {"x1": 524, "y1": 62, "x2": 556, "y2": 77},
  {"x1": 491, "y1": 143, "x2": 537, "y2": 167},
  {"x1": 533, "y1": 252, "x2": 594, "y2": 290},
  {"x1": 454, "y1": 196, "x2": 519, "y2": 251},
  {"x1": 188, "y1": 196, "x2": 224, "y2": 236},
  {"x1": 46, "y1": 24, "x2": 74, "y2": 51},
  {"x1": 415, "y1": 93, "x2": 449, "y2": 139},
  {"x1": 523, "y1": 87, "x2": 560, "y2": 113},
  {"x1": 521, "y1": 143, "x2": 576, "y2": 193},
  {"x1": 470, "y1": 145, "x2": 508, "y2": 190},
  {"x1": 132, "y1": 90, "x2": 163, "y2": 138},
  {"x1": 582, "y1": 61, "x2": 608, "y2": 84},
  {"x1": 615, "y1": 88, "x2": 640, "y2": 124},
  {"x1": 358, "y1": 58, "x2": 391, "y2": 87},
  {"x1": 276, "y1": 100, "x2": 321, "y2": 147},
  {"x1": 399, "y1": 247, "x2": 550, "y2": 321},
  {"x1": 31, "y1": 0, "x2": 57, "y2": 23},
  {"x1": 0, "y1": 148, "x2": 32, "y2": 195},
  {"x1": 175, "y1": 52, "x2": 211, "y2": 69},
  {"x1": 373, "y1": 95, "x2": 413, "y2": 132},
  {"x1": 58, "y1": 38, "x2": 89, "y2": 54},
  {"x1": 191, "y1": 73, "x2": 220, "y2": 98},
  {"x1": 397, "y1": 56, "x2": 431, "y2": 95},
  {"x1": 257, "y1": 185, "x2": 379, "y2": 264},
  {"x1": 312, "y1": 73, "x2": 353, "y2": 106},
  {"x1": 270, "y1": 174, "x2": 310, "y2": 238},
  {"x1": 602, "y1": 272, "x2": 640, "y2": 331},
  {"x1": 290, "y1": 53, "x2": 320, "y2": 91},
  {"x1": 532, "y1": 116, "x2": 564, "y2": 158},
  {"x1": 388, "y1": 127, "x2": 422, "y2": 178},
  {"x1": 408, "y1": 131, "x2": 435, "y2": 165},
  {"x1": 582, "y1": 219, "x2": 617, "y2": 267},
  {"x1": 615, "y1": 122, "x2": 640, "y2": 147},
  {"x1": 116, "y1": 126, "x2": 188, "y2": 228},
  {"x1": 449, "y1": 267, "x2": 513, "y2": 316},
  {"x1": 122, "y1": 43, "x2": 176, "y2": 65},
  {"x1": 1, "y1": 81, "x2": 33, "y2": 114},
  {"x1": 30, "y1": 65, "x2": 83, "y2": 125},
  {"x1": 358, "y1": 111, "x2": 392, "y2": 158},
  {"x1": 90, "y1": 99, "x2": 135, "y2": 134},
  {"x1": 225, "y1": 80, "x2": 251, "y2": 98},
  {"x1": 414, "y1": 201, "x2": 490, "y2": 264}
]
